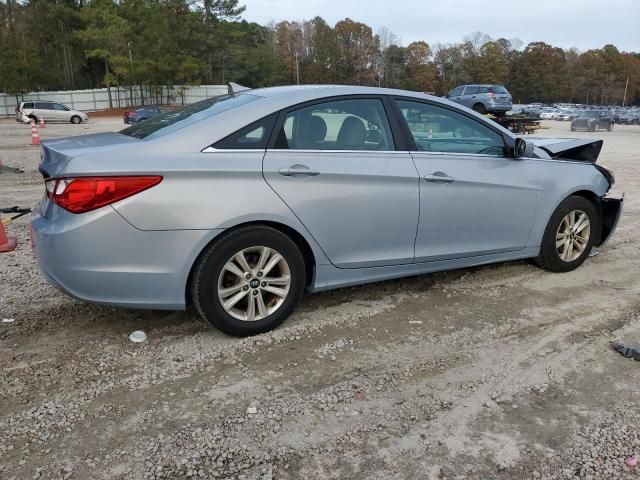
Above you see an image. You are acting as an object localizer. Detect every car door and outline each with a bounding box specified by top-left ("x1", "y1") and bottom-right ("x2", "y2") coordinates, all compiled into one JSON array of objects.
[
  {"x1": 460, "y1": 86, "x2": 478, "y2": 109},
  {"x1": 33, "y1": 102, "x2": 50, "y2": 121},
  {"x1": 263, "y1": 96, "x2": 420, "y2": 268},
  {"x1": 51, "y1": 103, "x2": 70, "y2": 122},
  {"x1": 447, "y1": 86, "x2": 465, "y2": 106},
  {"x1": 392, "y1": 98, "x2": 539, "y2": 262}
]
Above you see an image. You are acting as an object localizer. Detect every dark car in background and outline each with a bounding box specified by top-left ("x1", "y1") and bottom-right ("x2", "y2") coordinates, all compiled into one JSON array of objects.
[
  {"x1": 571, "y1": 111, "x2": 614, "y2": 132},
  {"x1": 123, "y1": 106, "x2": 168, "y2": 124},
  {"x1": 445, "y1": 84, "x2": 513, "y2": 115}
]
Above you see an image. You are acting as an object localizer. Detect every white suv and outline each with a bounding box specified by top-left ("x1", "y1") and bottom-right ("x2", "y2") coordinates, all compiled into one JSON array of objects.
[{"x1": 15, "y1": 101, "x2": 89, "y2": 124}]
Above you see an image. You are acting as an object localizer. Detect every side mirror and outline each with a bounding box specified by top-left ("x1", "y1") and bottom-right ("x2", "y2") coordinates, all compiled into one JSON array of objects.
[{"x1": 514, "y1": 137, "x2": 534, "y2": 158}]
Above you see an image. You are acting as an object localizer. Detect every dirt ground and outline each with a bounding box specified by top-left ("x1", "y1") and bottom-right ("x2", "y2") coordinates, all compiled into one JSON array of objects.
[{"x1": 1, "y1": 117, "x2": 639, "y2": 480}]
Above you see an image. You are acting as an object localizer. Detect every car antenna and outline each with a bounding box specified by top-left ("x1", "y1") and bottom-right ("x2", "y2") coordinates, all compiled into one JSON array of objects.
[{"x1": 228, "y1": 82, "x2": 251, "y2": 97}]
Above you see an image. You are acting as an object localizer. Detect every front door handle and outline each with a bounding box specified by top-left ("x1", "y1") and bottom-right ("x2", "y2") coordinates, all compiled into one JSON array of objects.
[
  {"x1": 278, "y1": 164, "x2": 320, "y2": 177},
  {"x1": 424, "y1": 172, "x2": 455, "y2": 183}
]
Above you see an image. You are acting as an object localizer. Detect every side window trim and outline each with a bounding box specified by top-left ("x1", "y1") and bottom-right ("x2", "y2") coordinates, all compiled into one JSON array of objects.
[
  {"x1": 389, "y1": 95, "x2": 511, "y2": 153},
  {"x1": 266, "y1": 95, "x2": 401, "y2": 152}
]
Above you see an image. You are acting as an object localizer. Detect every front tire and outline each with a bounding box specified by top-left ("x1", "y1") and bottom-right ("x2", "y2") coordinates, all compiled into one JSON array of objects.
[
  {"x1": 71, "y1": 115, "x2": 82, "y2": 124},
  {"x1": 534, "y1": 196, "x2": 599, "y2": 273},
  {"x1": 191, "y1": 226, "x2": 306, "y2": 336}
]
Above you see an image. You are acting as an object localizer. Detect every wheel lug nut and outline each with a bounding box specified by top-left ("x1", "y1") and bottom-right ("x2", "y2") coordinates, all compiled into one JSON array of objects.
[
  {"x1": 253, "y1": 290, "x2": 259, "y2": 295},
  {"x1": 243, "y1": 286, "x2": 249, "y2": 291},
  {"x1": 261, "y1": 282, "x2": 267, "y2": 287},
  {"x1": 257, "y1": 272, "x2": 263, "y2": 277},
  {"x1": 245, "y1": 273, "x2": 252, "y2": 280}
]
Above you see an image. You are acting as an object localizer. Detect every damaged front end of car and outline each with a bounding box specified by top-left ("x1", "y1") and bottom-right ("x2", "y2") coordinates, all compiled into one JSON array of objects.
[{"x1": 527, "y1": 138, "x2": 624, "y2": 247}]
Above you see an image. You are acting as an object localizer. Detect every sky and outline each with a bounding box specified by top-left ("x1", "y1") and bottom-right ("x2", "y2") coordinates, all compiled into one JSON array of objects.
[{"x1": 239, "y1": 0, "x2": 640, "y2": 52}]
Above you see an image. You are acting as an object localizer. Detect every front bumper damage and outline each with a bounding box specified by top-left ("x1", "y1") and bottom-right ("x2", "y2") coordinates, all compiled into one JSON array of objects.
[{"x1": 596, "y1": 192, "x2": 624, "y2": 247}]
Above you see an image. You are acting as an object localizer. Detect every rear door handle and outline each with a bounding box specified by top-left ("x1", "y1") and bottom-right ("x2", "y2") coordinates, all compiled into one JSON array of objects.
[
  {"x1": 424, "y1": 172, "x2": 455, "y2": 183},
  {"x1": 278, "y1": 164, "x2": 320, "y2": 177}
]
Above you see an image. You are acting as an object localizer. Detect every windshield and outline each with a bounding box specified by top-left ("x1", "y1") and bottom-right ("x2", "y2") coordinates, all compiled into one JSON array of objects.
[
  {"x1": 489, "y1": 86, "x2": 509, "y2": 94},
  {"x1": 120, "y1": 94, "x2": 259, "y2": 139}
]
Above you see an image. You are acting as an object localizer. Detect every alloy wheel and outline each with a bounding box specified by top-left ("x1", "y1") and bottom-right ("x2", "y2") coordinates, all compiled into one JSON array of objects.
[
  {"x1": 556, "y1": 210, "x2": 591, "y2": 262},
  {"x1": 217, "y1": 246, "x2": 291, "y2": 321}
]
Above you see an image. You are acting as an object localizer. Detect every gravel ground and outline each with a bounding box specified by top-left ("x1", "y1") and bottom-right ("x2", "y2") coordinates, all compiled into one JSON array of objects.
[{"x1": 1, "y1": 117, "x2": 639, "y2": 480}]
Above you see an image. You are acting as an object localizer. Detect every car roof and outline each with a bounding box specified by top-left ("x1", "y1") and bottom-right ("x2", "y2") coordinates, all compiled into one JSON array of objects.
[{"x1": 245, "y1": 84, "x2": 439, "y2": 100}]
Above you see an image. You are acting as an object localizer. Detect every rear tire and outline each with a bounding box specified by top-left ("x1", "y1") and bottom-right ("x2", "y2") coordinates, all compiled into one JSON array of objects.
[
  {"x1": 472, "y1": 103, "x2": 487, "y2": 115},
  {"x1": 71, "y1": 115, "x2": 82, "y2": 124},
  {"x1": 191, "y1": 226, "x2": 306, "y2": 336},
  {"x1": 534, "y1": 196, "x2": 599, "y2": 273}
]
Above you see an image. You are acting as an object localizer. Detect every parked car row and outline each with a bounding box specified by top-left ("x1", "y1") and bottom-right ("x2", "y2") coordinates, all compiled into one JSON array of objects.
[
  {"x1": 13, "y1": 101, "x2": 170, "y2": 125},
  {"x1": 507, "y1": 103, "x2": 640, "y2": 126}
]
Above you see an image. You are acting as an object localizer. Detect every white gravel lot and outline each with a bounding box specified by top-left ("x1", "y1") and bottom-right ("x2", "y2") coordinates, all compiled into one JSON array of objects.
[{"x1": 0, "y1": 117, "x2": 639, "y2": 480}]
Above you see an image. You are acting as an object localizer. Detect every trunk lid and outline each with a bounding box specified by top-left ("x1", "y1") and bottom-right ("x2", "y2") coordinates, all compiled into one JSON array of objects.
[
  {"x1": 39, "y1": 132, "x2": 140, "y2": 178},
  {"x1": 528, "y1": 138, "x2": 603, "y2": 162}
]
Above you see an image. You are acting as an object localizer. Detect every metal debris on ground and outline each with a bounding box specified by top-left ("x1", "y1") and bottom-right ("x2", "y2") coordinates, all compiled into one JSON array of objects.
[
  {"x1": 0, "y1": 164, "x2": 24, "y2": 174},
  {"x1": 589, "y1": 251, "x2": 601, "y2": 257},
  {"x1": 408, "y1": 320, "x2": 423, "y2": 325},
  {"x1": 129, "y1": 330, "x2": 147, "y2": 343},
  {"x1": 2, "y1": 318, "x2": 15, "y2": 323},
  {"x1": 246, "y1": 407, "x2": 258, "y2": 414},
  {"x1": 611, "y1": 339, "x2": 640, "y2": 361}
]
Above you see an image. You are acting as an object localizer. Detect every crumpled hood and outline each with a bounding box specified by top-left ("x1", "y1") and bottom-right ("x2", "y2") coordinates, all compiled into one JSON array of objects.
[{"x1": 528, "y1": 138, "x2": 603, "y2": 162}]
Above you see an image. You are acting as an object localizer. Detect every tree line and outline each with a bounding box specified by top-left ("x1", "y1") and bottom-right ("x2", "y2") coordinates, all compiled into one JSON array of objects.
[{"x1": 1, "y1": 0, "x2": 639, "y2": 106}]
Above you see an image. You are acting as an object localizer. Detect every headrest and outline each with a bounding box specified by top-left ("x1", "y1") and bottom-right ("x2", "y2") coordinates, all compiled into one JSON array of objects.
[
  {"x1": 300, "y1": 115, "x2": 327, "y2": 142},
  {"x1": 337, "y1": 116, "x2": 366, "y2": 148}
]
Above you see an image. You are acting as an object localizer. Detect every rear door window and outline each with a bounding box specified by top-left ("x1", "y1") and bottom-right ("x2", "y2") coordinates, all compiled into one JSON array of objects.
[
  {"x1": 477, "y1": 86, "x2": 489, "y2": 94},
  {"x1": 273, "y1": 98, "x2": 395, "y2": 151},
  {"x1": 36, "y1": 102, "x2": 54, "y2": 110},
  {"x1": 463, "y1": 86, "x2": 478, "y2": 95}
]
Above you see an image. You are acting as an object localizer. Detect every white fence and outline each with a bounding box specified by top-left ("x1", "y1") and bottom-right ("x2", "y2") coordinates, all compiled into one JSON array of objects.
[{"x1": 0, "y1": 85, "x2": 229, "y2": 117}]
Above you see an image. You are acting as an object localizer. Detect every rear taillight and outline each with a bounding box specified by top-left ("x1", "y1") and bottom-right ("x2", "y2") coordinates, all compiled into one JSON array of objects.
[{"x1": 45, "y1": 176, "x2": 162, "y2": 214}]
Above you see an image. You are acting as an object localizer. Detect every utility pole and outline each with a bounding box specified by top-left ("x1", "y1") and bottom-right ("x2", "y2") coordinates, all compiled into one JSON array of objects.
[
  {"x1": 127, "y1": 42, "x2": 136, "y2": 106},
  {"x1": 295, "y1": 51, "x2": 300, "y2": 85},
  {"x1": 622, "y1": 76, "x2": 629, "y2": 107}
]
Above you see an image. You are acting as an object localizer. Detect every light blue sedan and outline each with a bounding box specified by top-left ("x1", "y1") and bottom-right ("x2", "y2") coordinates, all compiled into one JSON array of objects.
[{"x1": 31, "y1": 85, "x2": 623, "y2": 336}]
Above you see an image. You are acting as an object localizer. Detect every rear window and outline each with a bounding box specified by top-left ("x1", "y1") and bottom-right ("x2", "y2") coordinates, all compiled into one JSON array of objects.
[
  {"x1": 489, "y1": 86, "x2": 509, "y2": 94},
  {"x1": 120, "y1": 94, "x2": 259, "y2": 139}
]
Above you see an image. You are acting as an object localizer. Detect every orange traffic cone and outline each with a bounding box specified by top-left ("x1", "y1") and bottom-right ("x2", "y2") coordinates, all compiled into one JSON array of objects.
[
  {"x1": 40, "y1": 116, "x2": 46, "y2": 128},
  {"x1": 0, "y1": 220, "x2": 17, "y2": 253},
  {"x1": 31, "y1": 121, "x2": 40, "y2": 146}
]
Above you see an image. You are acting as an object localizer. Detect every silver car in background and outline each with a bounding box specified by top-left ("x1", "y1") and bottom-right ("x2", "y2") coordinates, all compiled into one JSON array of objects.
[
  {"x1": 445, "y1": 84, "x2": 513, "y2": 115},
  {"x1": 16, "y1": 100, "x2": 89, "y2": 124},
  {"x1": 31, "y1": 85, "x2": 623, "y2": 336}
]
